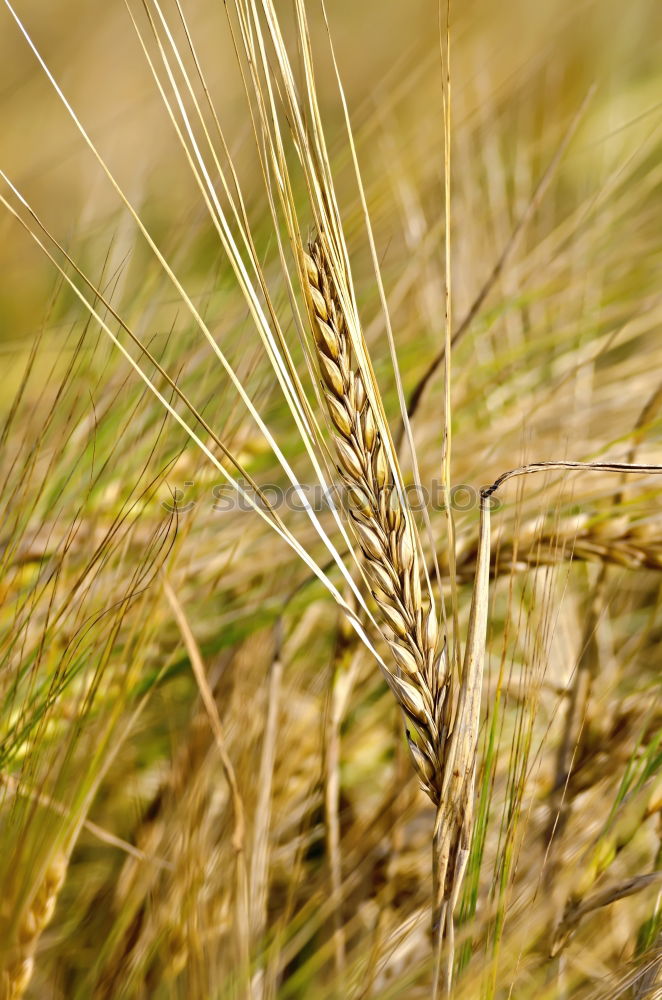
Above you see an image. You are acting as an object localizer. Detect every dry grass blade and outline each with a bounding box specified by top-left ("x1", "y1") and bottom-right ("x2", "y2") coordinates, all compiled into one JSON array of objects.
[
  {"x1": 483, "y1": 461, "x2": 662, "y2": 498},
  {"x1": 400, "y1": 85, "x2": 596, "y2": 440},
  {"x1": 432, "y1": 492, "x2": 491, "y2": 996},
  {"x1": 250, "y1": 626, "x2": 283, "y2": 958},
  {"x1": 0, "y1": 774, "x2": 171, "y2": 869},
  {"x1": 551, "y1": 871, "x2": 662, "y2": 958},
  {"x1": 163, "y1": 578, "x2": 252, "y2": 1000}
]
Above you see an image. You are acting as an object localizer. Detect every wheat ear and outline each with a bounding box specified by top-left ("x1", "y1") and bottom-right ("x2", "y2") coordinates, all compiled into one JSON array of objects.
[{"x1": 304, "y1": 235, "x2": 448, "y2": 803}]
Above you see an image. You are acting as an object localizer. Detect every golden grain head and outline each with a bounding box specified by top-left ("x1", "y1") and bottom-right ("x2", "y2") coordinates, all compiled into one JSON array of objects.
[{"x1": 303, "y1": 236, "x2": 449, "y2": 803}]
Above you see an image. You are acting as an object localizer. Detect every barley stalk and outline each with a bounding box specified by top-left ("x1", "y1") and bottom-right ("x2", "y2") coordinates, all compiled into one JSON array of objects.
[{"x1": 304, "y1": 235, "x2": 492, "y2": 992}]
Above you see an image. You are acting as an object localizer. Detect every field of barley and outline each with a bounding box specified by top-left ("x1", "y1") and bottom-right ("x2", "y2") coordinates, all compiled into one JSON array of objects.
[{"x1": 1, "y1": 1, "x2": 662, "y2": 998}]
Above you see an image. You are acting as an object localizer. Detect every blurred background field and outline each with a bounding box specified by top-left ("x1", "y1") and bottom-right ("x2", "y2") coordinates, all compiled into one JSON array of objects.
[
  {"x1": 1, "y1": 0, "x2": 662, "y2": 997},
  {"x1": 2, "y1": 0, "x2": 660, "y2": 366}
]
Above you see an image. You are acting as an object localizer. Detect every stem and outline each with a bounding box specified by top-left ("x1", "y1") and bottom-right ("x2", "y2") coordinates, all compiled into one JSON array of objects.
[
  {"x1": 432, "y1": 806, "x2": 450, "y2": 999},
  {"x1": 484, "y1": 461, "x2": 662, "y2": 499}
]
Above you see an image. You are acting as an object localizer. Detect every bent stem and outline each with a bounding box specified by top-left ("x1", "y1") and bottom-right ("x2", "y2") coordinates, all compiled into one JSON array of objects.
[{"x1": 483, "y1": 461, "x2": 662, "y2": 498}]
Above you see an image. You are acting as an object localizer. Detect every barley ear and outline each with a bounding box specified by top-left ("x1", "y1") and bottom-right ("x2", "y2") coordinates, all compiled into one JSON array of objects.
[
  {"x1": 302, "y1": 233, "x2": 449, "y2": 784},
  {"x1": 0, "y1": 853, "x2": 67, "y2": 1000}
]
